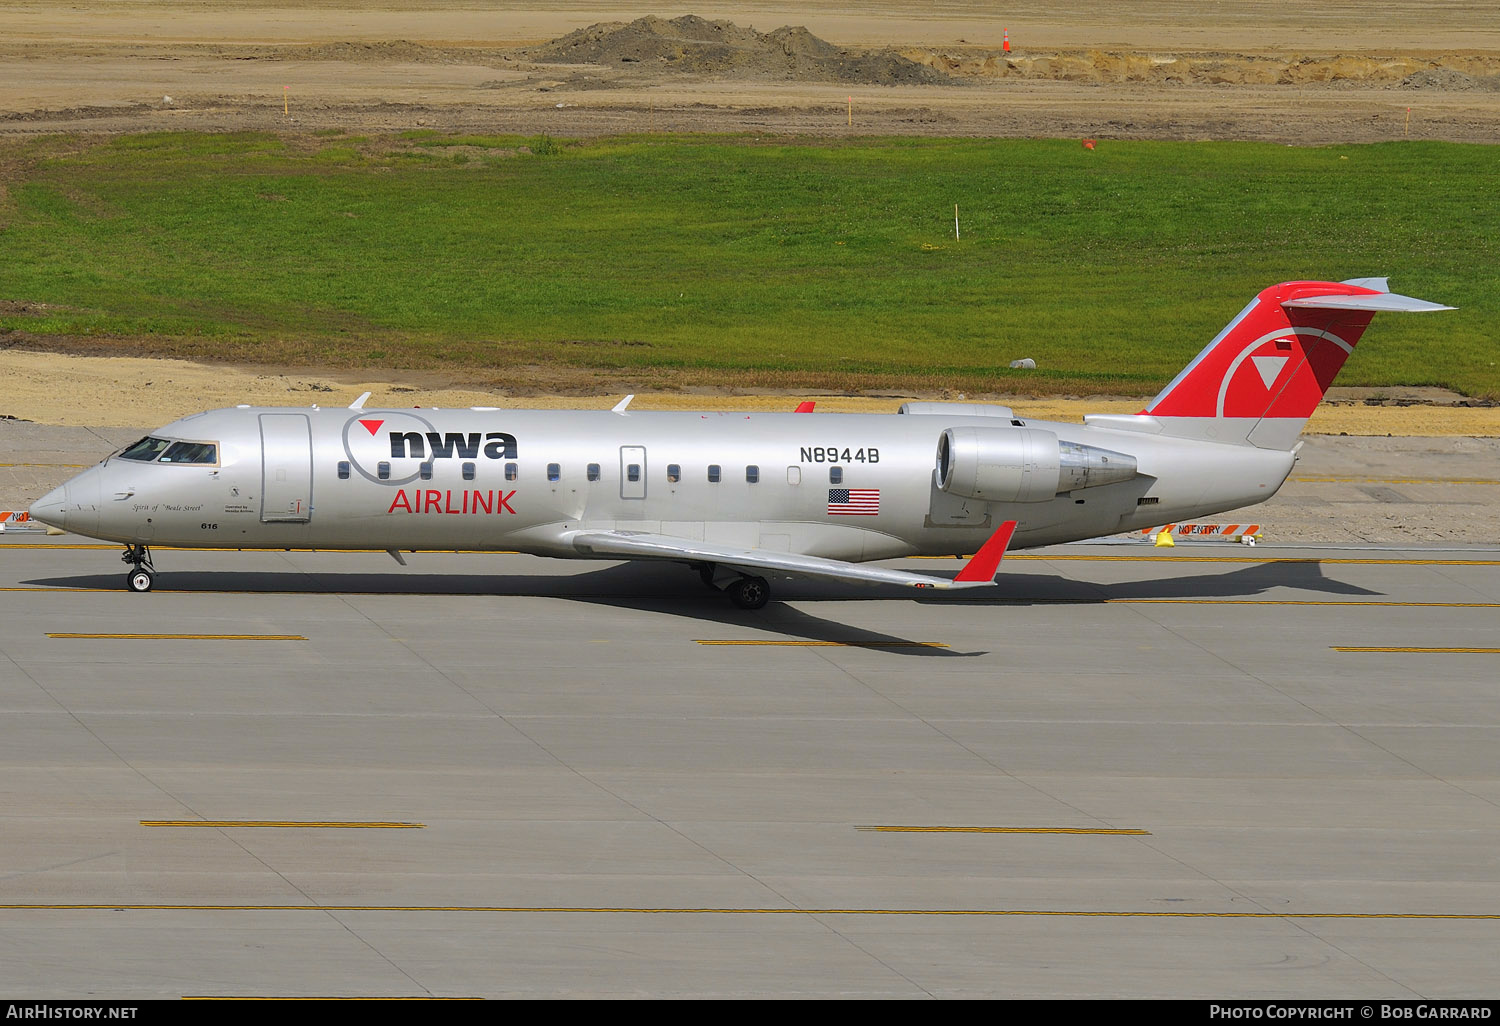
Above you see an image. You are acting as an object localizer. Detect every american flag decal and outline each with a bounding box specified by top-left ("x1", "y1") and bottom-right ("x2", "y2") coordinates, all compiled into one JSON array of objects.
[{"x1": 828, "y1": 488, "x2": 880, "y2": 516}]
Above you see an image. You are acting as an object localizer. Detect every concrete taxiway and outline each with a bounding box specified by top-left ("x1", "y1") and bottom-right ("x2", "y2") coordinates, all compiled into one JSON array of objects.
[{"x1": 1, "y1": 534, "x2": 1497, "y2": 998}]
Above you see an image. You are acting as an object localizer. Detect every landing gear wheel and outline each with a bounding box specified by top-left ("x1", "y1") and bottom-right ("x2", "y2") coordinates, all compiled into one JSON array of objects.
[
  {"x1": 727, "y1": 575, "x2": 770, "y2": 610},
  {"x1": 121, "y1": 543, "x2": 155, "y2": 593}
]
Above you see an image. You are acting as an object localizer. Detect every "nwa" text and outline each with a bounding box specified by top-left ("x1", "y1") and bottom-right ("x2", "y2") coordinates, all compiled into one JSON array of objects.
[{"x1": 389, "y1": 432, "x2": 518, "y2": 460}]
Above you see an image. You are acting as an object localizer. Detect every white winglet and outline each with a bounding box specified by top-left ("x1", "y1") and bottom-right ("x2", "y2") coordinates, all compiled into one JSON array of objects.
[
  {"x1": 349, "y1": 391, "x2": 372, "y2": 410},
  {"x1": 612, "y1": 395, "x2": 635, "y2": 413}
]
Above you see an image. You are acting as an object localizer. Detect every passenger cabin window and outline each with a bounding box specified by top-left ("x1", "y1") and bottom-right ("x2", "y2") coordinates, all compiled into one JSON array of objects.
[
  {"x1": 337, "y1": 461, "x2": 351, "y2": 480},
  {"x1": 419, "y1": 461, "x2": 434, "y2": 481},
  {"x1": 547, "y1": 463, "x2": 561, "y2": 482},
  {"x1": 118, "y1": 437, "x2": 171, "y2": 462},
  {"x1": 707, "y1": 465, "x2": 721, "y2": 483},
  {"x1": 666, "y1": 464, "x2": 681, "y2": 483},
  {"x1": 627, "y1": 464, "x2": 641, "y2": 482},
  {"x1": 158, "y1": 441, "x2": 217, "y2": 464},
  {"x1": 462, "y1": 462, "x2": 475, "y2": 481},
  {"x1": 505, "y1": 463, "x2": 518, "y2": 481},
  {"x1": 587, "y1": 463, "x2": 601, "y2": 482},
  {"x1": 378, "y1": 461, "x2": 391, "y2": 481},
  {"x1": 829, "y1": 466, "x2": 843, "y2": 484},
  {"x1": 746, "y1": 465, "x2": 759, "y2": 483}
]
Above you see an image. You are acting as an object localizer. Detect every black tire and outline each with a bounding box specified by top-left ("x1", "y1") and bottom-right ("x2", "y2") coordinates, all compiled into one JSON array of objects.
[
  {"x1": 126, "y1": 568, "x2": 154, "y2": 593},
  {"x1": 728, "y1": 576, "x2": 770, "y2": 610}
]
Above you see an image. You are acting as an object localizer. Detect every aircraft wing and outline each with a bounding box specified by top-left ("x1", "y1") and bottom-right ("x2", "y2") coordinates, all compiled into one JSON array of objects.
[{"x1": 565, "y1": 520, "x2": 1017, "y2": 591}]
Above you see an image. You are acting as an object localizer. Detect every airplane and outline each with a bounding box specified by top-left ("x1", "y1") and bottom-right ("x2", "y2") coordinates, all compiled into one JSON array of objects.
[{"x1": 28, "y1": 278, "x2": 1451, "y2": 608}]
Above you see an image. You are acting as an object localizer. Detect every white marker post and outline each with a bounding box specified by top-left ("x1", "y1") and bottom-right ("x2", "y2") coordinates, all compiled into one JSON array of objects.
[{"x1": 954, "y1": 204, "x2": 959, "y2": 241}]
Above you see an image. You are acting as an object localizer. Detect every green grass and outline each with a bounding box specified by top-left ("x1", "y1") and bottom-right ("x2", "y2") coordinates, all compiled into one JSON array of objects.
[{"x1": 1, "y1": 132, "x2": 1496, "y2": 396}]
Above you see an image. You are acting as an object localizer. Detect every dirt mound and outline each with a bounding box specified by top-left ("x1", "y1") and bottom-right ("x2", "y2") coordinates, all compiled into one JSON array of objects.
[
  {"x1": 528, "y1": 15, "x2": 952, "y2": 86},
  {"x1": 1400, "y1": 68, "x2": 1500, "y2": 91},
  {"x1": 906, "y1": 48, "x2": 1500, "y2": 89}
]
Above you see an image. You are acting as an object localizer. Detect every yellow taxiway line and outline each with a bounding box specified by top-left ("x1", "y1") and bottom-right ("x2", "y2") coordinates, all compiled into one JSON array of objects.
[
  {"x1": 142, "y1": 821, "x2": 424, "y2": 829},
  {"x1": 48, "y1": 633, "x2": 305, "y2": 641},
  {"x1": 1333, "y1": 646, "x2": 1500, "y2": 654},
  {"x1": 1289, "y1": 476, "x2": 1500, "y2": 484},
  {"x1": 857, "y1": 826, "x2": 1150, "y2": 835}
]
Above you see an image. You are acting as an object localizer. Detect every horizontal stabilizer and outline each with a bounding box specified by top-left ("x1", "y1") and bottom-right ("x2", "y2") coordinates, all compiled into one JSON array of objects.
[{"x1": 1283, "y1": 293, "x2": 1455, "y2": 313}]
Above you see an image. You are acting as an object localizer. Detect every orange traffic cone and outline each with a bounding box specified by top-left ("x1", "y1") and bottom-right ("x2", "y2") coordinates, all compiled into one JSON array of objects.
[
  {"x1": 1003, "y1": 29, "x2": 1011, "y2": 53},
  {"x1": 1082, "y1": 139, "x2": 1096, "y2": 150}
]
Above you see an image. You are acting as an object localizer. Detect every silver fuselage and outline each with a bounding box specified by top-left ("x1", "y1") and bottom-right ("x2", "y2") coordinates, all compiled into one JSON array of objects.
[{"x1": 34, "y1": 405, "x2": 1295, "y2": 559}]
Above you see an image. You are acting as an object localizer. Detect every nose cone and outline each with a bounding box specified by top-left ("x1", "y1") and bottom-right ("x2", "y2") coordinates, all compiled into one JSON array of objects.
[{"x1": 30, "y1": 485, "x2": 68, "y2": 529}]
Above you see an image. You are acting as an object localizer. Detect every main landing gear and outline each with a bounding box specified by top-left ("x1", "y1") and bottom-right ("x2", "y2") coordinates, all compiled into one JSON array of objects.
[
  {"x1": 122, "y1": 544, "x2": 155, "y2": 593},
  {"x1": 690, "y1": 562, "x2": 771, "y2": 610}
]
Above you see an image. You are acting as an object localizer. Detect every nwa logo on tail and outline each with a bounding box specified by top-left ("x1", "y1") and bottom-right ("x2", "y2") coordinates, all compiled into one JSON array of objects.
[{"x1": 341, "y1": 412, "x2": 519, "y2": 486}]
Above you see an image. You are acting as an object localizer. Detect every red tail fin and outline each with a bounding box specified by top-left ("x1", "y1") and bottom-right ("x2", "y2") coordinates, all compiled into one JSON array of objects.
[{"x1": 1142, "y1": 280, "x2": 1451, "y2": 449}]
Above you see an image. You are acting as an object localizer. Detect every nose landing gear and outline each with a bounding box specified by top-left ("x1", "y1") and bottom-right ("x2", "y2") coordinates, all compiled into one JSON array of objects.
[{"x1": 122, "y1": 544, "x2": 155, "y2": 592}]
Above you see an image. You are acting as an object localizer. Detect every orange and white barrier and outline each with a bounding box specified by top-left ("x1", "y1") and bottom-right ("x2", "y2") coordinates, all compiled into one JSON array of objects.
[
  {"x1": 0, "y1": 510, "x2": 39, "y2": 532},
  {"x1": 1141, "y1": 523, "x2": 1261, "y2": 545}
]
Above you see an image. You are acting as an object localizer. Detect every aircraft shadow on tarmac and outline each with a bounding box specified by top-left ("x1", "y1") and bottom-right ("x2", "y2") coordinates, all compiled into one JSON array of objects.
[
  {"x1": 933, "y1": 557, "x2": 1383, "y2": 605},
  {"x1": 23, "y1": 556, "x2": 1378, "y2": 657}
]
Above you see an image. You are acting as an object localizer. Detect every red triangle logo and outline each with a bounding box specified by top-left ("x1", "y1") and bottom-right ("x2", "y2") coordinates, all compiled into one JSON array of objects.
[{"x1": 358, "y1": 419, "x2": 385, "y2": 436}]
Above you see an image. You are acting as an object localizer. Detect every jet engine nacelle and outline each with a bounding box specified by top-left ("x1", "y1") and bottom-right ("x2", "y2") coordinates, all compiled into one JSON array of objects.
[{"x1": 936, "y1": 426, "x2": 1137, "y2": 503}]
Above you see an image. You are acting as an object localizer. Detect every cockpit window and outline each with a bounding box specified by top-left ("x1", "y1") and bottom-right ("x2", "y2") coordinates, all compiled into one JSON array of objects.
[
  {"x1": 158, "y1": 441, "x2": 218, "y2": 464},
  {"x1": 118, "y1": 437, "x2": 172, "y2": 462}
]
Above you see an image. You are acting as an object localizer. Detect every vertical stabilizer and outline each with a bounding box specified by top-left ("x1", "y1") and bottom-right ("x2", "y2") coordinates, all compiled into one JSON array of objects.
[{"x1": 1142, "y1": 280, "x2": 1452, "y2": 450}]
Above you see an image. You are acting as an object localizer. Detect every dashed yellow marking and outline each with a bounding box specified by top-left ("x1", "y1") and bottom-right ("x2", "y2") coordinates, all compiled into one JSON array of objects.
[
  {"x1": 142, "y1": 821, "x2": 424, "y2": 829},
  {"x1": 1333, "y1": 646, "x2": 1500, "y2": 654},
  {"x1": 1291, "y1": 476, "x2": 1500, "y2": 484},
  {"x1": 695, "y1": 640, "x2": 947, "y2": 648},
  {"x1": 3, "y1": 904, "x2": 1496, "y2": 919},
  {"x1": 858, "y1": 826, "x2": 1150, "y2": 835},
  {"x1": 48, "y1": 633, "x2": 305, "y2": 641}
]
